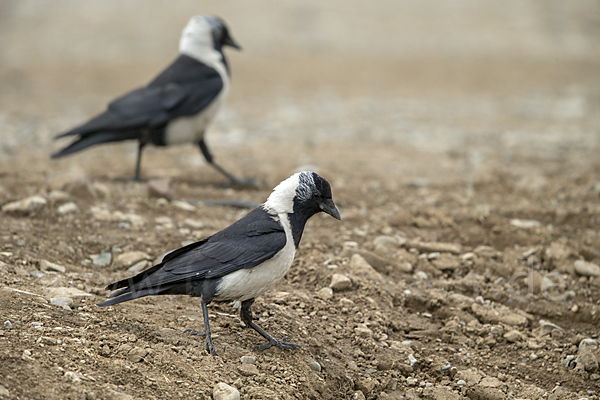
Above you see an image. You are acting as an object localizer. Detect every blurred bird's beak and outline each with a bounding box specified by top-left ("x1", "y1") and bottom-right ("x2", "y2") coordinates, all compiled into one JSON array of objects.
[
  {"x1": 320, "y1": 199, "x2": 341, "y2": 220},
  {"x1": 225, "y1": 36, "x2": 242, "y2": 50}
]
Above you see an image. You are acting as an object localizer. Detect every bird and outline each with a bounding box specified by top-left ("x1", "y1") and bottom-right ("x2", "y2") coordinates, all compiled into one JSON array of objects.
[
  {"x1": 52, "y1": 15, "x2": 253, "y2": 187},
  {"x1": 97, "y1": 171, "x2": 341, "y2": 355}
]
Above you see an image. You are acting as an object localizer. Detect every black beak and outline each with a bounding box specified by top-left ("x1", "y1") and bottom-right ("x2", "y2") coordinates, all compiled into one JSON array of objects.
[
  {"x1": 224, "y1": 35, "x2": 242, "y2": 50},
  {"x1": 319, "y1": 198, "x2": 341, "y2": 220}
]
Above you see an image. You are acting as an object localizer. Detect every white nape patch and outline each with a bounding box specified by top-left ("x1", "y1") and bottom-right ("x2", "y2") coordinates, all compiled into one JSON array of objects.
[
  {"x1": 179, "y1": 16, "x2": 229, "y2": 81},
  {"x1": 262, "y1": 172, "x2": 303, "y2": 214},
  {"x1": 215, "y1": 214, "x2": 296, "y2": 301}
]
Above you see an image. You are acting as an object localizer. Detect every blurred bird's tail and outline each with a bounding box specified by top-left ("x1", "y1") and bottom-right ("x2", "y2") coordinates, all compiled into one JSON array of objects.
[{"x1": 52, "y1": 131, "x2": 140, "y2": 158}]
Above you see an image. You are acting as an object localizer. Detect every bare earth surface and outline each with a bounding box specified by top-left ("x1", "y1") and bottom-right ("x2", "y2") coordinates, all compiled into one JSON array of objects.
[{"x1": 2, "y1": 1, "x2": 600, "y2": 399}]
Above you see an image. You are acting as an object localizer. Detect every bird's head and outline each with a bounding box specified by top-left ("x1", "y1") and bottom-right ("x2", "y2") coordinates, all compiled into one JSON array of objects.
[
  {"x1": 264, "y1": 172, "x2": 341, "y2": 221},
  {"x1": 180, "y1": 15, "x2": 241, "y2": 59}
]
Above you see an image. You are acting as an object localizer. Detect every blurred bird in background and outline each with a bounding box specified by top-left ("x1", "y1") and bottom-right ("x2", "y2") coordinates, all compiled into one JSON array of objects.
[{"x1": 52, "y1": 15, "x2": 254, "y2": 187}]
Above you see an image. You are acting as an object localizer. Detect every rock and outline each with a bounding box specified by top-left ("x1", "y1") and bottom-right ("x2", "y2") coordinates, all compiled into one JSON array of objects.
[
  {"x1": 184, "y1": 218, "x2": 204, "y2": 229},
  {"x1": 427, "y1": 385, "x2": 460, "y2": 400},
  {"x1": 432, "y1": 254, "x2": 461, "y2": 271},
  {"x1": 354, "y1": 325, "x2": 373, "y2": 339},
  {"x1": 148, "y1": 178, "x2": 173, "y2": 200},
  {"x1": 455, "y1": 369, "x2": 483, "y2": 386},
  {"x1": 4, "y1": 320, "x2": 13, "y2": 329},
  {"x1": 574, "y1": 260, "x2": 600, "y2": 277},
  {"x1": 212, "y1": 382, "x2": 240, "y2": 400},
  {"x1": 353, "y1": 391, "x2": 366, "y2": 400},
  {"x1": 330, "y1": 274, "x2": 352, "y2": 291},
  {"x1": 57, "y1": 202, "x2": 79, "y2": 214},
  {"x1": 2, "y1": 195, "x2": 47, "y2": 215},
  {"x1": 114, "y1": 251, "x2": 150, "y2": 269},
  {"x1": 404, "y1": 240, "x2": 462, "y2": 255},
  {"x1": 91, "y1": 253, "x2": 112, "y2": 267},
  {"x1": 127, "y1": 347, "x2": 148, "y2": 363},
  {"x1": 0, "y1": 385, "x2": 9, "y2": 397},
  {"x1": 40, "y1": 260, "x2": 66, "y2": 273},
  {"x1": 471, "y1": 303, "x2": 528, "y2": 327},
  {"x1": 64, "y1": 371, "x2": 81, "y2": 383},
  {"x1": 308, "y1": 360, "x2": 321, "y2": 372},
  {"x1": 350, "y1": 254, "x2": 383, "y2": 281},
  {"x1": 510, "y1": 219, "x2": 541, "y2": 228},
  {"x1": 127, "y1": 260, "x2": 150, "y2": 274},
  {"x1": 478, "y1": 377, "x2": 503, "y2": 388},
  {"x1": 50, "y1": 297, "x2": 73, "y2": 310},
  {"x1": 30, "y1": 270, "x2": 45, "y2": 278},
  {"x1": 575, "y1": 348, "x2": 599, "y2": 372},
  {"x1": 237, "y1": 363, "x2": 259, "y2": 376},
  {"x1": 373, "y1": 235, "x2": 399, "y2": 248},
  {"x1": 240, "y1": 356, "x2": 256, "y2": 364},
  {"x1": 503, "y1": 330, "x2": 523, "y2": 343},
  {"x1": 533, "y1": 320, "x2": 563, "y2": 337},
  {"x1": 48, "y1": 190, "x2": 71, "y2": 203},
  {"x1": 457, "y1": 380, "x2": 467, "y2": 386},
  {"x1": 467, "y1": 386, "x2": 505, "y2": 400},
  {"x1": 579, "y1": 338, "x2": 599, "y2": 353},
  {"x1": 316, "y1": 287, "x2": 333, "y2": 300},
  {"x1": 172, "y1": 200, "x2": 196, "y2": 212}
]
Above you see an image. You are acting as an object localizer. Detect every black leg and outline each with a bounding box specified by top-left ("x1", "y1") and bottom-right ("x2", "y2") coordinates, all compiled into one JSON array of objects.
[
  {"x1": 198, "y1": 138, "x2": 257, "y2": 189},
  {"x1": 240, "y1": 299, "x2": 301, "y2": 352},
  {"x1": 134, "y1": 141, "x2": 145, "y2": 182},
  {"x1": 184, "y1": 301, "x2": 218, "y2": 356}
]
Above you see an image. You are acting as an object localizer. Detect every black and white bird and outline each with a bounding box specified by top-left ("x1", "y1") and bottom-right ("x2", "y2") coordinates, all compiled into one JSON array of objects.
[
  {"x1": 52, "y1": 15, "x2": 252, "y2": 186},
  {"x1": 98, "y1": 172, "x2": 340, "y2": 355}
]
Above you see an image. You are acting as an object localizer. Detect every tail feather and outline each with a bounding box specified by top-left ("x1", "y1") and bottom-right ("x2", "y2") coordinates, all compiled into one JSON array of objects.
[{"x1": 51, "y1": 131, "x2": 140, "y2": 158}]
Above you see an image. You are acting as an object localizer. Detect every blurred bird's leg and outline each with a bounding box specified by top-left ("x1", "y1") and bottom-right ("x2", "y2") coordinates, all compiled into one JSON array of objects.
[
  {"x1": 198, "y1": 138, "x2": 257, "y2": 189},
  {"x1": 240, "y1": 299, "x2": 301, "y2": 352},
  {"x1": 184, "y1": 300, "x2": 218, "y2": 356},
  {"x1": 134, "y1": 141, "x2": 146, "y2": 182}
]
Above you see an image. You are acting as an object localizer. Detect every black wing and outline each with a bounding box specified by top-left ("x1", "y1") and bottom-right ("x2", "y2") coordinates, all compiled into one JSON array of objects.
[
  {"x1": 54, "y1": 55, "x2": 223, "y2": 141},
  {"x1": 98, "y1": 207, "x2": 286, "y2": 306}
]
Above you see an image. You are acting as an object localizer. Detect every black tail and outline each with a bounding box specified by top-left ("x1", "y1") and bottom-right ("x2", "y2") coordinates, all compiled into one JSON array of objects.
[
  {"x1": 52, "y1": 131, "x2": 140, "y2": 158},
  {"x1": 97, "y1": 263, "x2": 166, "y2": 307}
]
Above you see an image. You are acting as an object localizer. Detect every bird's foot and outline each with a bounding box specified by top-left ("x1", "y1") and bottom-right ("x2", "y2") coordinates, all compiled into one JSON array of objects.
[
  {"x1": 183, "y1": 329, "x2": 205, "y2": 336},
  {"x1": 253, "y1": 337, "x2": 301, "y2": 352}
]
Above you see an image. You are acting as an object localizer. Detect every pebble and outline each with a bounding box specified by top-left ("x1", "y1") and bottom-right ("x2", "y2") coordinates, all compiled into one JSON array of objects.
[
  {"x1": 57, "y1": 202, "x2": 79, "y2": 214},
  {"x1": 0, "y1": 385, "x2": 9, "y2": 396},
  {"x1": 575, "y1": 349, "x2": 599, "y2": 372},
  {"x1": 212, "y1": 382, "x2": 240, "y2": 400},
  {"x1": 50, "y1": 297, "x2": 73, "y2": 310},
  {"x1": 353, "y1": 391, "x2": 366, "y2": 400},
  {"x1": 574, "y1": 260, "x2": 600, "y2": 277},
  {"x1": 457, "y1": 380, "x2": 467, "y2": 387},
  {"x1": 510, "y1": 219, "x2": 541, "y2": 228},
  {"x1": 2, "y1": 195, "x2": 47, "y2": 215},
  {"x1": 184, "y1": 218, "x2": 204, "y2": 229},
  {"x1": 114, "y1": 251, "x2": 150, "y2": 269},
  {"x1": 406, "y1": 377, "x2": 418, "y2": 386},
  {"x1": 237, "y1": 364, "x2": 259, "y2": 376},
  {"x1": 316, "y1": 287, "x2": 333, "y2": 300},
  {"x1": 30, "y1": 270, "x2": 45, "y2": 278},
  {"x1": 354, "y1": 325, "x2": 373, "y2": 339},
  {"x1": 91, "y1": 253, "x2": 112, "y2": 267},
  {"x1": 47, "y1": 287, "x2": 92, "y2": 299},
  {"x1": 64, "y1": 371, "x2": 81, "y2": 383},
  {"x1": 147, "y1": 178, "x2": 173, "y2": 200},
  {"x1": 330, "y1": 274, "x2": 352, "y2": 291},
  {"x1": 409, "y1": 354, "x2": 417, "y2": 367},
  {"x1": 240, "y1": 356, "x2": 256, "y2": 364},
  {"x1": 308, "y1": 360, "x2": 321, "y2": 372},
  {"x1": 40, "y1": 260, "x2": 66, "y2": 274},
  {"x1": 127, "y1": 347, "x2": 148, "y2": 363},
  {"x1": 48, "y1": 190, "x2": 71, "y2": 203},
  {"x1": 579, "y1": 339, "x2": 599, "y2": 353},
  {"x1": 172, "y1": 200, "x2": 196, "y2": 212},
  {"x1": 4, "y1": 320, "x2": 13, "y2": 329},
  {"x1": 127, "y1": 260, "x2": 150, "y2": 274}
]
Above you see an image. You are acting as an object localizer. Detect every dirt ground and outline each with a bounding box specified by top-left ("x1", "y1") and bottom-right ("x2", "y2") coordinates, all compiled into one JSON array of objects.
[{"x1": 2, "y1": 2, "x2": 600, "y2": 400}]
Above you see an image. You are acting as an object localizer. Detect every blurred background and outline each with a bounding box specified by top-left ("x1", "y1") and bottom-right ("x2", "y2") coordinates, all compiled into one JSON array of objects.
[{"x1": 0, "y1": 0, "x2": 599, "y2": 185}]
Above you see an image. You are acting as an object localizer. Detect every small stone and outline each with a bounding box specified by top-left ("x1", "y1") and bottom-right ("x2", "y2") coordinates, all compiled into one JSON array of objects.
[
  {"x1": 0, "y1": 385, "x2": 9, "y2": 396},
  {"x1": 575, "y1": 348, "x2": 599, "y2": 372},
  {"x1": 184, "y1": 218, "x2": 204, "y2": 229},
  {"x1": 406, "y1": 377, "x2": 418, "y2": 386},
  {"x1": 503, "y1": 330, "x2": 523, "y2": 343},
  {"x1": 574, "y1": 260, "x2": 600, "y2": 277},
  {"x1": 330, "y1": 274, "x2": 352, "y2": 291},
  {"x1": 2, "y1": 195, "x2": 47, "y2": 215},
  {"x1": 148, "y1": 178, "x2": 173, "y2": 200},
  {"x1": 40, "y1": 260, "x2": 66, "y2": 273},
  {"x1": 114, "y1": 251, "x2": 150, "y2": 269},
  {"x1": 349, "y1": 254, "x2": 383, "y2": 281},
  {"x1": 127, "y1": 347, "x2": 148, "y2": 363},
  {"x1": 127, "y1": 260, "x2": 150, "y2": 274},
  {"x1": 373, "y1": 235, "x2": 399, "y2": 248},
  {"x1": 510, "y1": 219, "x2": 541, "y2": 228},
  {"x1": 237, "y1": 363, "x2": 259, "y2": 376},
  {"x1": 240, "y1": 356, "x2": 256, "y2": 364},
  {"x1": 308, "y1": 360, "x2": 321, "y2": 372},
  {"x1": 91, "y1": 252, "x2": 112, "y2": 267},
  {"x1": 172, "y1": 200, "x2": 196, "y2": 212},
  {"x1": 46, "y1": 287, "x2": 92, "y2": 299},
  {"x1": 316, "y1": 287, "x2": 333, "y2": 300},
  {"x1": 212, "y1": 382, "x2": 240, "y2": 400},
  {"x1": 48, "y1": 190, "x2": 71, "y2": 203},
  {"x1": 30, "y1": 270, "x2": 45, "y2": 278},
  {"x1": 64, "y1": 371, "x2": 81, "y2": 383},
  {"x1": 533, "y1": 320, "x2": 563, "y2": 337},
  {"x1": 57, "y1": 202, "x2": 79, "y2": 214},
  {"x1": 457, "y1": 380, "x2": 466, "y2": 386},
  {"x1": 579, "y1": 339, "x2": 599, "y2": 353},
  {"x1": 353, "y1": 391, "x2": 366, "y2": 400},
  {"x1": 4, "y1": 320, "x2": 12, "y2": 329},
  {"x1": 50, "y1": 297, "x2": 74, "y2": 310},
  {"x1": 354, "y1": 325, "x2": 373, "y2": 339}
]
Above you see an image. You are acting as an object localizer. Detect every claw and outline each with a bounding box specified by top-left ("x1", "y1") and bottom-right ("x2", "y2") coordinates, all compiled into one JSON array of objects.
[{"x1": 253, "y1": 337, "x2": 302, "y2": 352}]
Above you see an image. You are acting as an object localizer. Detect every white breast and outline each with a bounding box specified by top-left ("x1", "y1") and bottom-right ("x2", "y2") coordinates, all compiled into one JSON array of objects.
[{"x1": 215, "y1": 214, "x2": 296, "y2": 302}]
